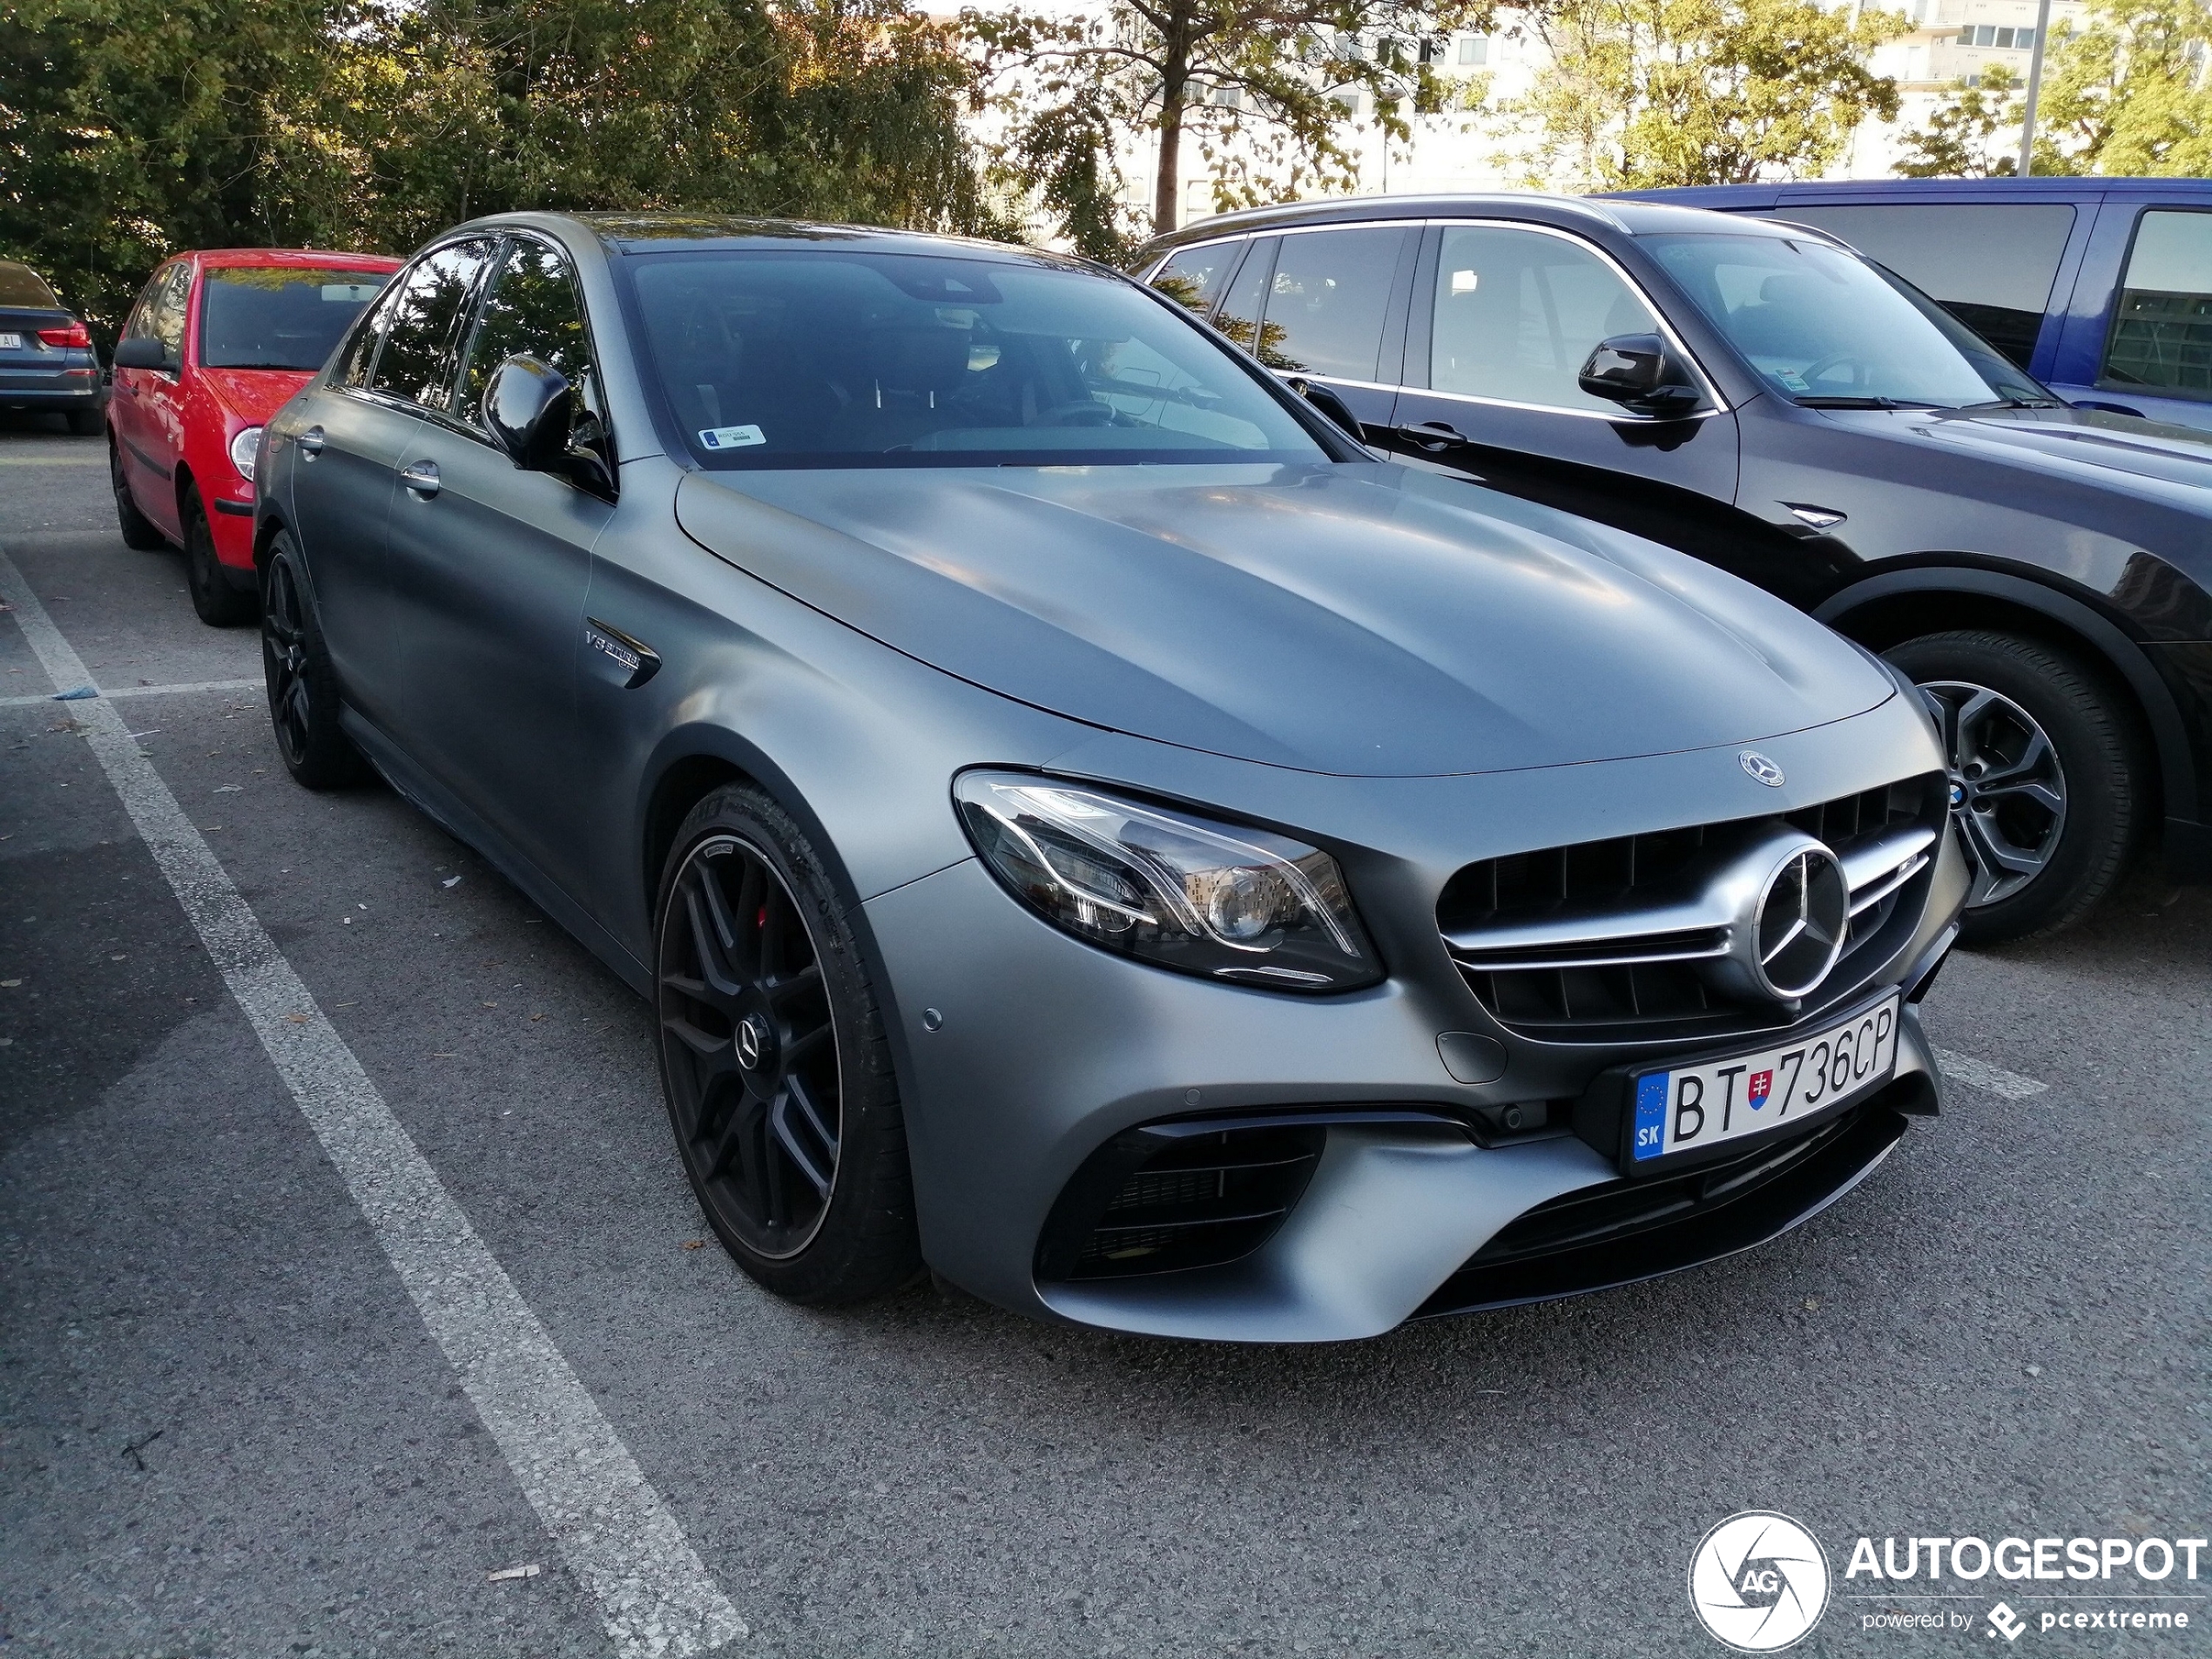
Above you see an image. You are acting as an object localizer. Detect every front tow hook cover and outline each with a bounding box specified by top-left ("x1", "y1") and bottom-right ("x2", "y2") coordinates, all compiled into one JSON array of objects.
[
  {"x1": 583, "y1": 617, "x2": 661, "y2": 690},
  {"x1": 1436, "y1": 1032, "x2": 1507, "y2": 1085}
]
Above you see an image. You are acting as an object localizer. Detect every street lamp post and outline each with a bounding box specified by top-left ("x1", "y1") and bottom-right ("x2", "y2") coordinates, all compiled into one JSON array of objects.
[{"x1": 2018, "y1": 0, "x2": 2054, "y2": 175}]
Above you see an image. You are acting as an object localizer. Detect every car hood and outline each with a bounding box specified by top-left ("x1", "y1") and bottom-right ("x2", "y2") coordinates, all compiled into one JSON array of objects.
[
  {"x1": 1831, "y1": 402, "x2": 2212, "y2": 504},
  {"x1": 673, "y1": 461, "x2": 1894, "y2": 777},
  {"x1": 199, "y1": 367, "x2": 315, "y2": 424}
]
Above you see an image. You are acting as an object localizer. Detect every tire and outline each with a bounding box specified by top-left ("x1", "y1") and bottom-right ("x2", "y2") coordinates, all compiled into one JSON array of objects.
[
  {"x1": 261, "y1": 534, "x2": 368, "y2": 789},
  {"x1": 184, "y1": 489, "x2": 254, "y2": 627},
  {"x1": 110, "y1": 436, "x2": 167, "y2": 550},
  {"x1": 66, "y1": 408, "x2": 103, "y2": 437},
  {"x1": 655, "y1": 784, "x2": 920, "y2": 1305},
  {"x1": 1885, "y1": 629, "x2": 2145, "y2": 945}
]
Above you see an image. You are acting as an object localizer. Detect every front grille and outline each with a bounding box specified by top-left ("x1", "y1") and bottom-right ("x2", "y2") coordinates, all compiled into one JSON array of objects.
[
  {"x1": 1038, "y1": 1123, "x2": 1325, "y2": 1281},
  {"x1": 1439, "y1": 774, "x2": 1943, "y2": 1043}
]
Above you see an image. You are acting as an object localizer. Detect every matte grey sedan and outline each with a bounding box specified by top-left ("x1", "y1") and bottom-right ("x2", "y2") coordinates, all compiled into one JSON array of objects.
[{"x1": 254, "y1": 213, "x2": 1966, "y2": 1342}]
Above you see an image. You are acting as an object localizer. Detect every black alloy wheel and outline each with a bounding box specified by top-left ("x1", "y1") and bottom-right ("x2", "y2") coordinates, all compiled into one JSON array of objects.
[
  {"x1": 111, "y1": 436, "x2": 166, "y2": 550},
  {"x1": 184, "y1": 489, "x2": 253, "y2": 626},
  {"x1": 260, "y1": 534, "x2": 368, "y2": 789},
  {"x1": 655, "y1": 785, "x2": 919, "y2": 1303},
  {"x1": 1887, "y1": 630, "x2": 2144, "y2": 945}
]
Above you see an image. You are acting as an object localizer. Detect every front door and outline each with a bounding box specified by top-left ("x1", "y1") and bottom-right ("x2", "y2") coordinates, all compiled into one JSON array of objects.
[
  {"x1": 287, "y1": 239, "x2": 496, "y2": 734},
  {"x1": 111, "y1": 261, "x2": 193, "y2": 538},
  {"x1": 387, "y1": 232, "x2": 611, "y2": 898},
  {"x1": 1383, "y1": 222, "x2": 1741, "y2": 529}
]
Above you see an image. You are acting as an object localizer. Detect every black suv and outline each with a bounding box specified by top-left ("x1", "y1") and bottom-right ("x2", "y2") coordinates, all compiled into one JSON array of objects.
[{"x1": 1135, "y1": 194, "x2": 2212, "y2": 943}]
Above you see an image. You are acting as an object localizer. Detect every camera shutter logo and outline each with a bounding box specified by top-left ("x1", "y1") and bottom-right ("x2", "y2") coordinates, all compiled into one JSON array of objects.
[{"x1": 1688, "y1": 1511, "x2": 1831, "y2": 1651}]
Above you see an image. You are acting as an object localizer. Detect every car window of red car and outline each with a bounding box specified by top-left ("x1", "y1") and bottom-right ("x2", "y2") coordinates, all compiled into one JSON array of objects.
[
  {"x1": 198, "y1": 266, "x2": 395, "y2": 371},
  {"x1": 0, "y1": 261, "x2": 60, "y2": 308},
  {"x1": 369, "y1": 239, "x2": 497, "y2": 412}
]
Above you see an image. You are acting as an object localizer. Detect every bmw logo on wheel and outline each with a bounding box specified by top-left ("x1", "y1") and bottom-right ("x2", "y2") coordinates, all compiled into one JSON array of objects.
[
  {"x1": 1740, "y1": 751, "x2": 1787, "y2": 788},
  {"x1": 1688, "y1": 1511, "x2": 1831, "y2": 1651}
]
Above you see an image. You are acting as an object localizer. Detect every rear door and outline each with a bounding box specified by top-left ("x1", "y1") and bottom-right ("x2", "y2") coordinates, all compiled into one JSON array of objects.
[
  {"x1": 288, "y1": 237, "x2": 496, "y2": 734},
  {"x1": 1384, "y1": 220, "x2": 1738, "y2": 503},
  {"x1": 386, "y1": 232, "x2": 612, "y2": 897},
  {"x1": 1238, "y1": 223, "x2": 1416, "y2": 433},
  {"x1": 2058, "y1": 204, "x2": 2212, "y2": 431}
]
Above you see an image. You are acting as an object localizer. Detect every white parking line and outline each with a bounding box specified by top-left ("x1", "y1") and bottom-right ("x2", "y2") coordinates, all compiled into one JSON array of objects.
[
  {"x1": 1933, "y1": 1047, "x2": 2050, "y2": 1101},
  {"x1": 0, "y1": 676, "x2": 261, "y2": 709},
  {"x1": 0, "y1": 548, "x2": 745, "y2": 1659}
]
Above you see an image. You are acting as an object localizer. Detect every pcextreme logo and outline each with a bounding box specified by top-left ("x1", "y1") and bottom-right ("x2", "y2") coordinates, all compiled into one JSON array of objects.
[{"x1": 1689, "y1": 1512, "x2": 1832, "y2": 1652}]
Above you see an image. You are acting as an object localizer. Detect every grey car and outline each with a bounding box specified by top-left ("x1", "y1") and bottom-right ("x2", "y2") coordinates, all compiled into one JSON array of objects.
[{"x1": 255, "y1": 213, "x2": 1966, "y2": 1342}]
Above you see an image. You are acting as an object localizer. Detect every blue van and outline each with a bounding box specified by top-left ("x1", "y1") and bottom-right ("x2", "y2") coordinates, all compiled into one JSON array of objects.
[{"x1": 1609, "y1": 179, "x2": 2212, "y2": 432}]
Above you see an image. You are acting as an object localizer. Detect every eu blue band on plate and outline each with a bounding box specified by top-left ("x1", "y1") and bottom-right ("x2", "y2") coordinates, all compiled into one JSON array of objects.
[{"x1": 1632, "y1": 1071, "x2": 1670, "y2": 1161}]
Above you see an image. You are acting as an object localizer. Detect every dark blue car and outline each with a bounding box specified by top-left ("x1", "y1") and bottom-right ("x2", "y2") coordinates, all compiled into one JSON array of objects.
[{"x1": 1611, "y1": 178, "x2": 2212, "y2": 432}]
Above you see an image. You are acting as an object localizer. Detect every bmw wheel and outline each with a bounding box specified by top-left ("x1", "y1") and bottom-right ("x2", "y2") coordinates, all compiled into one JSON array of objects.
[
  {"x1": 1886, "y1": 630, "x2": 2144, "y2": 945},
  {"x1": 261, "y1": 534, "x2": 368, "y2": 789},
  {"x1": 655, "y1": 785, "x2": 920, "y2": 1304}
]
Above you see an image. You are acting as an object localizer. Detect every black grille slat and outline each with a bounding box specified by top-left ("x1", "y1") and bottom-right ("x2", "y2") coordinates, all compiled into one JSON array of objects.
[
  {"x1": 1440, "y1": 774, "x2": 1941, "y2": 1044},
  {"x1": 1049, "y1": 1124, "x2": 1326, "y2": 1281}
]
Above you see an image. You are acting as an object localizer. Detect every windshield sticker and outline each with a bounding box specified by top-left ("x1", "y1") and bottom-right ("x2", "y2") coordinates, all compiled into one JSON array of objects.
[
  {"x1": 1773, "y1": 368, "x2": 1811, "y2": 391},
  {"x1": 320, "y1": 284, "x2": 381, "y2": 303},
  {"x1": 698, "y1": 424, "x2": 765, "y2": 450}
]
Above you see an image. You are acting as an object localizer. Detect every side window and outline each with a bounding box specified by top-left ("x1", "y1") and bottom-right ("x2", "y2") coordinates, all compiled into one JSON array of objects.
[
  {"x1": 339, "y1": 280, "x2": 403, "y2": 388},
  {"x1": 1149, "y1": 240, "x2": 1244, "y2": 317},
  {"x1": 120, "y1": 272, "x2": 167, "y2": 341},
  {"x1": 455, "y1": 236, "x2": 593, "y2": 428},
  {"x1": 1429, "y1": 226, "x2": 1659, "y2": 413},
  {"x1": 369, "y1": 238, "x2": 496, "y2": 411},
  {"x1": 1777, "y1": 203, "x2": 2073, "y2": 370},
  {"x1": 2103, "y1": 209, "x2": 2212, "y2": 400},
  {"x1": 1215, "y1": 237, "x2": 1277, "y2": 354},
  {"x1": 1259, "y1": 226, "x2": 1408, "y2": 381}
]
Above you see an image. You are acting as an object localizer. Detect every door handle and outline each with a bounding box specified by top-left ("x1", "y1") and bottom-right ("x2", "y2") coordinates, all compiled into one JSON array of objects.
[
  {"x1": 398, "y1": 458, "x2": 441, "y2": 497},
  {"x1": 1399, "y1": 421, "x2": 1470, "y2": 451},
  {"x1": 298, "y1": 425, "x2": 325, "y2": 458}
]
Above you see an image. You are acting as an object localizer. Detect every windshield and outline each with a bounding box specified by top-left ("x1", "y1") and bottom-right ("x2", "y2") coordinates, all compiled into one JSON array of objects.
[
  {"x1": 628, "y1": 249, "x2": 1330, "y2": 469},
  {"x1": 0, "y1": 260, "x2": 61, "y2": 310},
  {"x1": 1645, "y1": 233, "x2": 2050, "y2": 409},
  {"x1": 199, "y1": 266, "x2": 394, "y2": 370}
]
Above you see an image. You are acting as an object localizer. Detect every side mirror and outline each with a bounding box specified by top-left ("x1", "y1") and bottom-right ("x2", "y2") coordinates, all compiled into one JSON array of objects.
[
  {"x1": 1286, "y1": 375, "x2": 1366, "y2": 443},
  {"x1": 112, "y1": 337, "x2": 176, "y2": 373},
  {"x1": 484, "y1": 355, "x2": 574, "y2": 472},
  {"x1": 1577, "y1": 334, "x2": 1701, "y2": 416}
]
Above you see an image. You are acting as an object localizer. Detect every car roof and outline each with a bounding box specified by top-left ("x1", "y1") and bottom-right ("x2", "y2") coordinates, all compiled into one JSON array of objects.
[
  {"x1": 185, "y1": 248, "x2": 405, "y2": 271},
  {"x1": 1606, "y1": 177, "x2": 2212, "y2": 206},
  {"x1": 1138, "y1": 191, "x2": 1809, "y2": 259},
  {"x1": 467, "y1": 212, "x2": 1095, "y2": 270}
]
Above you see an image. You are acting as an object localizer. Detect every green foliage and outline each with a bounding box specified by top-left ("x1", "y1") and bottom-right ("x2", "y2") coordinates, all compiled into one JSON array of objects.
[
  {"x1": 1514, "y1": 0, "x2": 1906, "y2": 188},
  {"x1": 966, "y1": 0, "x2": 1498, "y2": 246},
  {"x1": 2028, "y1": 0, "x2": 2212, "y2": 173},
  {"x1": 1894, "y1": 64, "x2": 2021, "y2": 177},
  {"x1": 0, "y1": 0, "x2": 1003, "y2": 340}
]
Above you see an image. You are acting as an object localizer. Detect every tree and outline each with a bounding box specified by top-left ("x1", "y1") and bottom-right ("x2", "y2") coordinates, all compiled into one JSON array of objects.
[
  {"x1": 1512, "y1": 0, "x2": 1907, "y2": 189},
  {"x1": 2024, "y1": 0, "x2": 2212, "y2": 173},
  {"x1": 966, "y1": 0, "x2": 1498, "y2": 254},
  {"x1": 1894, "y1": 64, "x2": 2022, "y2": 177},
  {"x1": 0, "y1": 0, "x2": 1005, "y2": 340}
]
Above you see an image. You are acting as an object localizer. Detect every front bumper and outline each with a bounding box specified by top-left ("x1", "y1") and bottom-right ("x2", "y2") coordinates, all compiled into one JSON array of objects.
[{"x1": 865, "y1": 806, "x2": 1966, "y2": 1343}]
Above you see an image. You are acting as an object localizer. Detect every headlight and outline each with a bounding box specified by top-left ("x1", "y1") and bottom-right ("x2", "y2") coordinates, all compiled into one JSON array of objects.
[
  {"x1": 954, "y1": 772, "x2": 1382, "y2": 991},
  {"x1": 228, "y1": 426, "x2": 263, "y2": 482}
]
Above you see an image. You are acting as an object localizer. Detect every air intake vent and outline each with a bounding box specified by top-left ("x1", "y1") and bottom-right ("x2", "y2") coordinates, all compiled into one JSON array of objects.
[
  {"x1": 1036, "y1": 1122, "x2": 1325, "y2": 1281},
  {"x1": 1438, "y1": 774, "x2": 1942, "y2": 1043}
]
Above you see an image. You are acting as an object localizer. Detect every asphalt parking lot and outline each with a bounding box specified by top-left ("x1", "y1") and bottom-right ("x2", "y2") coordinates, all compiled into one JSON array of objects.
[{"x1": 2, "y1": 409, "x2": 2206, "y2": 1658}]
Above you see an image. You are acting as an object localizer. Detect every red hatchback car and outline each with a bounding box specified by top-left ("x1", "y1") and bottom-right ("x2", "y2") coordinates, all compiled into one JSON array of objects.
[{"x1": 109, "y1": 248, "x2": 401, "y2": 624}]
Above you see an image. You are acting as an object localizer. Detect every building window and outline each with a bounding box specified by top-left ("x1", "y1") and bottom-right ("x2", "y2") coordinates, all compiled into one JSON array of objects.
[{"x1": 1458, "y1": 35, "x2": 1488, "y2": 64}]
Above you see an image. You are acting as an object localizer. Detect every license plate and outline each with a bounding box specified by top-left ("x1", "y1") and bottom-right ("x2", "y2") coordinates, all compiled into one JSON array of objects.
[
  {"x1": 1628, "y1": 993, "x2": 1901, "y2": 1166},
  {"x1": 0, "y1": 334, "x2": 21, "y2": 350}
]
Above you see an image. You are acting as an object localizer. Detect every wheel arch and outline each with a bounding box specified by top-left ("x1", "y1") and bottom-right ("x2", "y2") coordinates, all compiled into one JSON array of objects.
[
  {"x1": 1816, "y1": 566, "x2": 2194, "y2": 822},
  {"x1": 172, "y1": 461, "x2": 203, "y2": 527}
]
